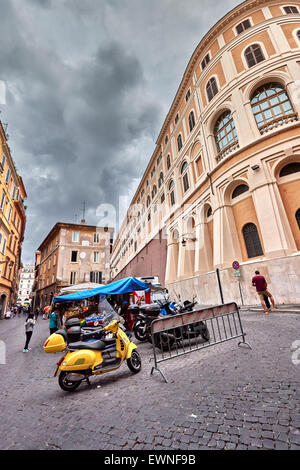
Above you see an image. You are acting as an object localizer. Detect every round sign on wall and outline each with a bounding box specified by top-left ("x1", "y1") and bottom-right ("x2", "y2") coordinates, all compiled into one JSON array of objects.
[{"x1": 232, "y1": 260, "x2": 240, "y2": 270}]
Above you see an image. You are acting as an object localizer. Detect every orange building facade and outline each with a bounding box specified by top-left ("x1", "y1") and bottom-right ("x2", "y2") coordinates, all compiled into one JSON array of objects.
[
  {"x1": 111, "y1": 0, "x2": 300, "y2": 305},
  {"x1": 33, "y1": 221, "x2": 114, "y2": 308},
  {"x1": 0, "y1": 121, "x2": 27, "y2": 317}
]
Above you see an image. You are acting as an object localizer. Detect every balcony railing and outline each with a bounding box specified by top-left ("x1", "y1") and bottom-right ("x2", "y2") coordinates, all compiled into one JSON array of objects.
[
  {"x1": 216, "y1": 140, "x2": 240, "y2": 163},
  {"x1": 258, "y1": 112, "x2": 298, "y2": 135}
]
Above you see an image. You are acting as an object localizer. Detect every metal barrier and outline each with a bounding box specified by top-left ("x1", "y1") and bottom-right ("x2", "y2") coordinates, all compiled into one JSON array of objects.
[{"x1": 150, "y1": 302, "x2": 252, "y2": 383}]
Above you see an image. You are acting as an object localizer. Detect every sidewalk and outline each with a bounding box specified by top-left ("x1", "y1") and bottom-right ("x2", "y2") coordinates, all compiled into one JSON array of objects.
[{"x1": 239, "y1": 304, "x2": 300, "y2": 314}]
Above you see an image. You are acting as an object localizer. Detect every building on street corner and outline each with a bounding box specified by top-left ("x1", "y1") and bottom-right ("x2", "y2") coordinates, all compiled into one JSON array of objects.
[
  {"x1": 0, "y1": 121, "x2": 27, "y2": 318},
  {"x1": 111, "y1": 0, "x2": 300, "y2": 305},
  {"x1": 32, "y1": 220, "x2": 114, "y2": 308},
  {"x1": 17, "y1": 264, "x2": 34, "y2": 306}
]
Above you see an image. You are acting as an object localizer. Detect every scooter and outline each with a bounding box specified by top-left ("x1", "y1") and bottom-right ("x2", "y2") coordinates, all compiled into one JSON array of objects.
[{"x1": 43, "y1": 311, "x2": 141, "y2": 392}]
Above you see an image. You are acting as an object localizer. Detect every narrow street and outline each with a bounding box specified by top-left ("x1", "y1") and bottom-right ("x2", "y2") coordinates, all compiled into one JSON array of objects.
[{"x1": 0, "y1": 310, "x2": 299, "y2": 451}]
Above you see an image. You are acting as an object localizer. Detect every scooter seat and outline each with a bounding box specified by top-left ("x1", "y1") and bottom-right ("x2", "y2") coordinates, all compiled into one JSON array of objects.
[{"x1": 68, "y1": 339, "x2": 107, "y2": 351}]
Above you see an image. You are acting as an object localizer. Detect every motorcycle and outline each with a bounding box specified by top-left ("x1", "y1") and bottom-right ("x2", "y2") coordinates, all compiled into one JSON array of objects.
[
  {"x1": 43, "y1": 310, "x2": 141, "y2": 392},
  {"x1": 131, "y1": 293, "x2": 210, "y2": 349}
]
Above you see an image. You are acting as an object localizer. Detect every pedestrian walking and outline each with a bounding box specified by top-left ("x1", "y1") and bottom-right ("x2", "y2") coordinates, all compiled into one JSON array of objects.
[
  {"x1": 24, "y1": 313, "x2": 35, "y2": 352},
  {"x1": 252, "y1": 270, "x2": 278, "y2": 315},
  {"x1": 34, "y1": 308, "x2": 39, "y2": 321},
  {"x1": 49, "y1": 310, "x2": 58, "y2": 335}
]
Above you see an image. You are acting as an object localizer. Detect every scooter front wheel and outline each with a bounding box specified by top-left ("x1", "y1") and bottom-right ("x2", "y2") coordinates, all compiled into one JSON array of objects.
[
  {"x1": 58, "y1": 371, "x2": 82, "y2": 392},
  {"x1": 127, "y1": 350, "x2": 142, "y2": 373}
]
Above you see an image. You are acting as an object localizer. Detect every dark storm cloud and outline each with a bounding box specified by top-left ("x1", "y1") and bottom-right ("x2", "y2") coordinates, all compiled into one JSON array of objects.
[{"x1": 0, "y1": 0, "x2": 241, "y2": 263}]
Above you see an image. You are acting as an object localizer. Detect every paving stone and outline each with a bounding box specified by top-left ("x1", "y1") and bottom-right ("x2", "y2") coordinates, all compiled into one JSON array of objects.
[
  {"x1": 0, "y1": 313, "x2": 299, "y2": 450},
  {"x1": 262, "y1": 439, "x2": 275, "y2": 450}
]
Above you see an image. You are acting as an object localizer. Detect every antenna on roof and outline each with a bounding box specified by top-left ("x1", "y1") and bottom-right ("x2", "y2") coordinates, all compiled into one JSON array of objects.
[{"x1": 81, "y1": 201, "x2": 86, "y2": 224}]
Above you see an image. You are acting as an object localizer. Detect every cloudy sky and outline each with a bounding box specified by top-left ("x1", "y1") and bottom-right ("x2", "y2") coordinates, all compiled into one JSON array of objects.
[{"x1": 0, "y1": 0, "x2": 241, "y2": 264}]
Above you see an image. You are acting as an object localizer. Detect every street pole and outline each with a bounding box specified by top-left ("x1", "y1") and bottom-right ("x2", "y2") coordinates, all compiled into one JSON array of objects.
[{"x1": 216, "y1": 268, "x2": 224, "y2": 304}]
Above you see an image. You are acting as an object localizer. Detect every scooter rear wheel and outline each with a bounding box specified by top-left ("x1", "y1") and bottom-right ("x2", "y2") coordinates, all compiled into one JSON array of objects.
[
  {"x1": 127, "y1": 350, "x2": 142, "y2": 373},
  {"x1": 58, "y1": 371, "x2": 82, "y2": 392},
  {"x1": 133, "y1": 321, "x2": 148, "y2": 342}
]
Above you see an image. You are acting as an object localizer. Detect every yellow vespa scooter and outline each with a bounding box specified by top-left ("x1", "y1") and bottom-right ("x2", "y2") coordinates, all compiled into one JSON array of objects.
[{"x1": 43, "y1": 312, "x2": 141, "y2": 392}]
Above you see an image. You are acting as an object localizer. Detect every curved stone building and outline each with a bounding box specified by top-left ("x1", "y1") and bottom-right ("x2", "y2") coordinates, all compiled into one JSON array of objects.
[{"x1": 111, "y1": 0, "x2": 300, "y2": 305}]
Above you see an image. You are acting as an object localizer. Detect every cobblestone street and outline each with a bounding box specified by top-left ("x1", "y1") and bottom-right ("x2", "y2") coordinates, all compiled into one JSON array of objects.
[{"x1": 0, "y1": 310, "x2": 299, "y2": 451}]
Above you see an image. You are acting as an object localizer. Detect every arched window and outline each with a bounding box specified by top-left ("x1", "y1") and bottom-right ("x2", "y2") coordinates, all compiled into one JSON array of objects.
[
  {"x1": 177, "y1": 134, "x2": 183, "y2": 152},
  {"x1": 206, "y1": 77, "x2": 218, "y2": 102},
  {"x1": 297, "y1": 30, "x2": 300, "y2": 43},
  {"x1": 214, "y1": 111, "x2": 238, "y2": 155},
  {"x1": 279, "y1": 162, "x2": 300, "y2": 177},
  {"x1": 243, "y1": 223, "x2": 263, "y2": 258},
  {"x1": 167, "y1": 154, "x2": 171, "y2": 170},
  {"x1": 207, "y1": 206, "x2": 212, "y2": 218},
  {"x1": 188, "y1": 111, "x2": 196, "y2": 132},
  {"x1": 251, "y1": 83, "x2": 295, "y2": 133},
  {"x1": 169, "y1": 180, "x2": 175, "y2": 206},
  {"x1": 181, "y1": 162, "x2": 189, "y2": 192},
  {"x1": 232, "y1": 184, "x2": 249, "y2": 199},
  {"x1": 296, "y1": 209, "x2": 300, "y2": 229},
  {"x1": 158, "y1": 171, "x2": 164, "y2": 188},
  {"x1": 245, "y1": 44, "x2": 265, "y2": 68},
  {"x1": 146, "y1": 195, "x2": 151, "y2": 208},
  {"x1": 152, "y1": 185, "x2": 157, "y2": 199}
]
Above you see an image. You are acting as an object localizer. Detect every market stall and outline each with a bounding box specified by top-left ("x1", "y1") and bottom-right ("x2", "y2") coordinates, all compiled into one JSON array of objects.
[{"x1": 53, "y1": 277, "x2": 150, "y2": 328}]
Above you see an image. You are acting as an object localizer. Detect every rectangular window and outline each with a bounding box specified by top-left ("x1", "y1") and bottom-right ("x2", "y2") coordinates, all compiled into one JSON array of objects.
[
  {"x1": 5, "y1": 167, "x2": 11, "y2": 186},
  {"x1": 71, "y1": 251, "x2": 78, "y2": 262},
  {"x1": 0, "y1": 190, "x2": 5, "y2": 210},
  {"x1": 1, "y1": 154, "x2": 6, "y2": 171},
  {"x1": 94, "y1": 251, "x2": 99, "y2": 263},
  {"x1": 90, "y1": 271, "x2": 102, "y2": 283},
  {"x1": 70, "y1": 271, "x2": 77, "y2": 285},
  {"x1": 283, "y1": 6, "x2": 298, "y2": 14},
  {"x1": 185, "y1": 89, "x2": 191, "y2": 102},
  {"x1": 7, "y1": 205, "x2": 12, "y2": 223},
  {"x1": 2, "y1": 238, "x2": 7, "y2": 254},
  {"x1": 72, "y1": 231, "x2": 79, "y2": 242},
  {"x1": 236, "y1": 19, "x2": 251, "y2": 34},
  {"x1": 94, "y1": 233, "x2": 100, "y2": 244}
]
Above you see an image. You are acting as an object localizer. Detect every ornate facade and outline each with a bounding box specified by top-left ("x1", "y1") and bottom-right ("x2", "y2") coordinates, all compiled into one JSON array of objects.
[
  {"x1": 111, "y1": 0, "x2": 300, "y2": 305},
  {"x1": 0, "y1": 121, "x2": 27, "y2": 317}
]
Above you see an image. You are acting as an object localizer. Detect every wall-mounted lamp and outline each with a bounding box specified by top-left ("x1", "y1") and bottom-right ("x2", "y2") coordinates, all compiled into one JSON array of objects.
[
  {"x1": 182, "y1": 237, "x2": 197, "y2": 247},
  {"x1": 251, "y1": 164, "x2": 260, "y2": 171}
]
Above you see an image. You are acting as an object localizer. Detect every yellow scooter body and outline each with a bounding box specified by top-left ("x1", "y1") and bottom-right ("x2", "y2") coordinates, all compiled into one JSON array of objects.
[{"x1": 44, "y1": 319, "x2": 138, "y2": 378}]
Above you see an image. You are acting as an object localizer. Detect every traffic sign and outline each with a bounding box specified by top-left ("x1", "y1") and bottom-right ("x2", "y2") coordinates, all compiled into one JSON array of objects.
[{"x1": 232, "y1": 260, "x2": 240, "y2": 270}]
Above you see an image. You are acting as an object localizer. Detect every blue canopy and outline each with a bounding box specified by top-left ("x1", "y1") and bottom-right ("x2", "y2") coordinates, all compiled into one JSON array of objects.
[{"x1": 53, "y1": 277, "x2": 150, "y2": 304}]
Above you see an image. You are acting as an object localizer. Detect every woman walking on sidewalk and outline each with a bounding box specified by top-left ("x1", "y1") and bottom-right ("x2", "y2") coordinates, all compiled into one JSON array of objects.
[{"x1": 23, "y1": 313, "x2": 35, "y2": 352}]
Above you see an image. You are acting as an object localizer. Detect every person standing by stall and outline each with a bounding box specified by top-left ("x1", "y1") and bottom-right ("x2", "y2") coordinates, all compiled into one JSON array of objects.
[{"x1": 49, "y1": 310, "x2": 58, "y2": 335}]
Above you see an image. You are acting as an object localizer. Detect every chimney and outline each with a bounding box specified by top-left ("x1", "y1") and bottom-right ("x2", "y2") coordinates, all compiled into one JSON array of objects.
[{"x1": 81, "y1": 219, "x2": 86, "y2": 225}]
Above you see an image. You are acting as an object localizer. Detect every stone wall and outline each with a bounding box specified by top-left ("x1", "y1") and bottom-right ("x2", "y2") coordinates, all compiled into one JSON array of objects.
[{"x1": 167, "y1": 253, "x2": 300, "y2": 306}]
